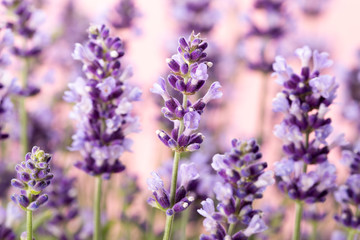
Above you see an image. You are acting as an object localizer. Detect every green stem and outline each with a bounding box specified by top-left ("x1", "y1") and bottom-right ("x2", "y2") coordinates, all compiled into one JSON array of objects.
[
  {"x1": 347, "y1": 229, "x2": 356, "y2": 240},
  {"x1": 163, "y1": 94, "x2": 188, "y2": 240},
  {"x1": 20, "y1": 58, "x2": 30, "y2": 157},
  {"x1": 257, "y1": 73, "x2": 269, "y2": 145},
  {"x1": 310, "y1": 221, "x2": 317, "y2": 240},
  {"x1": 293, "y1": 131, "x2": 310, "y2": 240},
  {"x1": 163, "y1": 151, "x2": 181, "y2": 240},
  {"x1": 180, "y1": 208, "x2": 190, "y2": 240},
  {"x1": 293, "y1": 201, "x2": 303, "y2": 240},
  {"x1": 27, "y1": 194, "x2": 33, "y2": 240},
  {"x1": 94, "y1": 176, "x2": 102, "y2": 240}
]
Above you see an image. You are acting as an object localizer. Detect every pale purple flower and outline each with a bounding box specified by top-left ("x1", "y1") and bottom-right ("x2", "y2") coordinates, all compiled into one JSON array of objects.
[
  {"x1": 309, "y1": 75, "x2": 338, "y2": 99},
  {"x1": 243, "y1": 215, "x2": 268, "y2": 237},
  {"x1": 65, "y1": 24, "x2": 140, "y2": 178}
]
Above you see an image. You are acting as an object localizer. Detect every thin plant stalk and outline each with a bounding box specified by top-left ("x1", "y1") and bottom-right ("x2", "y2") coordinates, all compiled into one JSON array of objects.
[
  {"x1": 163, "y1": 94, "x2": 188, "y2": 240},
  {"x1": 257, "y1": 73, "x2": 269, "y2": 145},
  {"x1": 179, "y1": 206, "x2": 190, "y2": 240},
  {"x1": 20, "y1": 58, "x2": 30, "y2": 157},
  {"x1": 347, "y1": 229, "x2": 356, "y2": 240},
  {"x1": 94, "y1": 176, "x2": 103, "y2": 240},
  {"x1": 310, "y1": 221, "x2": 318, "y2": 240},
  {"x1": 26, "y1": 194, "x2": 32, "y2": 240},
  {"x1": 293, "y1": 132, "x2": 310, "y2": 240}
]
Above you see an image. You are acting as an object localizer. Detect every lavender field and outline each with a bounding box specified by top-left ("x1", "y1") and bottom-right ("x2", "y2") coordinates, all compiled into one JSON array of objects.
[{"x1": 1, "y1": 0, "x2": 360, "y2": 239}]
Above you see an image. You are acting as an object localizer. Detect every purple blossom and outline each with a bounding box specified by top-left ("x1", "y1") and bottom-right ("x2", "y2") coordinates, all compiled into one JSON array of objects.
[
  {"x1": 109, "y1": 0, "x2": 140, "y2": 30},
  {"x1": 198, "y1": 139, "x2": 272, "y2": 239},
  {"x1": 273, "y1": 46, "x2": 338, "y2": 203},
  {"x1": 153, "y1": 32, "x2": 221, "y2": 152},
  {"x1": 172, "y1": 0, "x2": 218, "y2": 35},
  {"x1": 11, "y1": 146, "x2": 53, "y2": 211},
  {"x1": 65, "y1": 24, "x2": 141, "y2": 179}
]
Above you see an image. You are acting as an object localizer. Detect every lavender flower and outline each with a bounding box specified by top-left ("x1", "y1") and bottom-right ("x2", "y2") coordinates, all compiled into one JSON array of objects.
[
  {"x1": 65, "y1": 24, "x2": 141, "y2": 179},
  {"x1": 334, "y1": 150, "x2": 360, "y2": 231},
  {"x1": 0, "y1": 29, "x2": 16, "y2": 141},
  {"x1": 172, "y1": 0, "x2": 218, "y2": 35},
  {"x1": 198, "y1": 139, "x2": 273, "y2": 239},
  {"x1": 273, "y1": 46, "x2": 340, "y2": 203},
  {"x1": 147, "y1": 170, "x2": 196, "y2": 215},
  {"x1": 151, "y1": 32, "x2": 222, "y2": 153},
  {"x1": 45, "y1": 167, "x2": 78, "y2": 240},
  {"x1": 0, "y1": 224, "x2": 15, "y2": 240},
  {"x1": 240, "y1": 0, "x2": 291, "y2": 73},
  {"x1": 110, "y1": 0, "x2": 139, "y2": 30},
  {"x1": 297, "y1": 0, "x2": 330, "y2": 17},
  {"x1": 2, "y1": 0, "x2": 47, "y2": 58},
  {"x1": 272, "y1": 46, "x2": 342, "y2": 240},
  {"x1": 11, "y1": 146, "x2": 53, "y2": 211}
]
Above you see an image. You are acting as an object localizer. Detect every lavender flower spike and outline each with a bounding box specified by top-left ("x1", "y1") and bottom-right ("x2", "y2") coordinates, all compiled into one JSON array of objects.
[
  {"x1": 11, "y1": 146, "x2": 53, "y2": 211},
  {"x1": 65, "y1": 24, "x2": 141, "y2": 179},
  {"x1": 272, "y1": 46, "x2": 340, "y2": 240},
  {"x1": 151, "y1": 32, "x2": 222, "y2": 240},
  {"x1": 11, "y1": 146, "x2": 53, "y2": 240},
  {"x1": 198, "y1": 138, "x2": 273, "y2": 240}
]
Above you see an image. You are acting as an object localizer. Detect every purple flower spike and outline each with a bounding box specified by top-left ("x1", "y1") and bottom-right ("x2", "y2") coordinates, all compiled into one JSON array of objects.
[
  {"x1": 198, "y1": 138, "x2": 272, "y2": 239},
  {"x1": 273, "y1": 46, "x2": 339, "y2": 204},
  {"x1": 65, "y1": 24, "x2": 141, "y2": 179},
  {"x1": 11, "y1": 146, "x2": 52, "y2": 212},
  {"x1": 151, "y1": 32, "x2": 221, "y2": 153}
]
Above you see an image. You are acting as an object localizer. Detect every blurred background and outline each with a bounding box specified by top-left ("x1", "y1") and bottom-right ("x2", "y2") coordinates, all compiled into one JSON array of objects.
[{"x1": 1, "y1": 0, "x2": 360, "y2": 239}]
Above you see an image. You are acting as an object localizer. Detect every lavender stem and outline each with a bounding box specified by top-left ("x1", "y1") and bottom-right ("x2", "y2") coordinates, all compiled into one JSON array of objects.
[
  {"x1": 20, "y1": 58, "x2": 30, "y2": 157},
  {"x1": 26, "y1": 194, "x2": 33, "y2": 240},
  {"x1": 347, "y1": 229, "x2": 356, "y2": 240},
  {"x1": 293, "y1": 201, "x2": 303, "y2": 240},
  {"x1": 310, "y1": 221, "x2": 318, "y2": 240},
  {"x1": 293, "y1": 131, "x2": 310, "y2": 240},
  {"x1": 94, "y1": 176, "x2": 102, "y2": 240},
  {"x1": 163, "y1": 94, "x2": 188, "y2": 240}
]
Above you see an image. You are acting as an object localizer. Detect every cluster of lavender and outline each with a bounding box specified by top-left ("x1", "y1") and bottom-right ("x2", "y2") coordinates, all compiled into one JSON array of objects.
[
  {"x1": 172, "y1": 0, "x2": 218, "y2": 35},
  {"x1": 147, "y1": 162, "x2": 199, "y2": 216},
  {"x1": 273, "y1": 46, "x2": 339, "y2": 203},
  {"x1": 110, "y1": 0, "x2": 139, "y2": 30},
  {"x1": 2, "y1": 0, "x2": 46, "y2": 58},
  {"x1": 198, "y1": 139, "x2": 273, "y2": 240},
  {"x1": 64, "y1": 24, "x2": 141, "y2": 179},
  {"x1": 334, "y1": 150, "x2": 360, "y2": 231},
  {"x1": 45, "y1": 167, "x2": 78, "y2": 239},
  {"x1": 11, "y1": 146, "x2": 53, "y2": 211}
]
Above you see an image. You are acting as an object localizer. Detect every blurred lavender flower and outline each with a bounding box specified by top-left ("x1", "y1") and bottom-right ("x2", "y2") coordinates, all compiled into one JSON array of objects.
[
  {"x1": 110, "y1": 0, "x2": 140, "y2": 30},
  {"x1": 11, "y1": 146, "x2": 53, "y2": 211},
  {"x1": 334, "y1": 150, "x2": 360, "y2": 231},
  {"x1": 28, "y1": 108, "x2": 59, "y2": 153},
  {"x1": 342, "y1": 51, "x2": 360, "y2": 146},
  {"x1": 65, "y1": 24, "x2": 141, "y2": 179},
  {"x1": 0, "y1": 163, "x2": 14, "y2": 199},
  {"x1": 273, "y1": 46, "x2": 341, "y2": 203},
  {"x1": 240, "y1": 0, "x2": 292, "y2": 73},
  {"x1": 198, "y1": 138, "x2": 274, "y2": 239},
  {"x1": 2, "y1": 0, "x2": 48, "y2": 58},
  {"x1": 172, "y1": 0, "x2": 219, "y2": 35},
  {"x1": 297, "y1": 0, "x2": 330, "y2": 17},
  {"x1": 45, "y1": 167, "x2": 78, "y2": 240},
  {"x1": 0, "y1": 29, "x2": 16, "y2": 141},
  {"x1": 0, "y1": 224, "x2": 15, "y2": 240}
]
